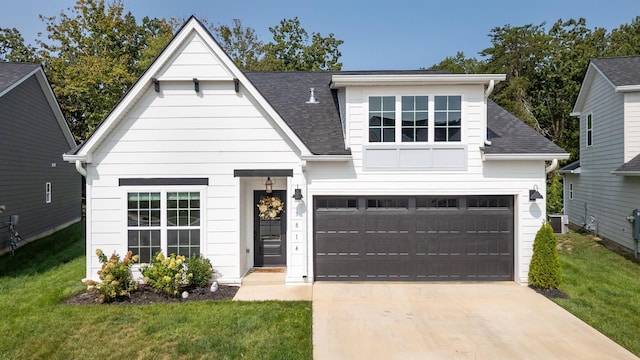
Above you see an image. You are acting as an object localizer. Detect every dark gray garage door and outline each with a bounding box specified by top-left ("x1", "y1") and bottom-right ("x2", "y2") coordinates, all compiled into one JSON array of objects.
[{"x1": 314, "y1": 196, "x2": 513, "y2": 281}]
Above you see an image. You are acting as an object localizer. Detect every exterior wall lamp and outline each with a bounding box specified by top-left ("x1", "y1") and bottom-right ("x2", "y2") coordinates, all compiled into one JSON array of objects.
[
  {"x1": 529, "y1": 185, "x2": 543, "y2": 201},
  {"x1": 265, "y1": 177, "x2": 273, "y2": 194},
  {"x1": 292, "y1": 187, "x2": 303, "y2": 201}
]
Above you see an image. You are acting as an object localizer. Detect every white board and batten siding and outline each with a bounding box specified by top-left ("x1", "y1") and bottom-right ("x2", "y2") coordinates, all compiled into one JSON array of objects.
[
  {"x1": 564, "y1": 72, "x2": 640, "y2": 250},
  {"x1": 85, "y1": 58, "x2": 302, "y2": 282},
  {"x1": 304, "y1": 85, "x2": 549, "y2": 283}
]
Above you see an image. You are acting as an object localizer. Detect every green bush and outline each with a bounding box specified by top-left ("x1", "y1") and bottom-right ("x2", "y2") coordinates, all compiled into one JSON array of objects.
[
  {"x1": 186, "y1": 254, "x2": 214, "y2": 288},
  {"x1": 529, "y1": 222, "x2": 563, "y2": 289},
  {"x1": 85, "y1": 249, "x2": 138, "y2": 303},
  {"x1": 141, "y1": 252, "x2": 188, "y2": 297}
]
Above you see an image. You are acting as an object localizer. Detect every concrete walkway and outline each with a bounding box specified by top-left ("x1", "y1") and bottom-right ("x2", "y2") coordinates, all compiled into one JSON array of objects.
[
  {"x1": 232, "y1": 272, "x2": 312, "y2": 301},
  {"x1": 313, "y1": 282, "x2": 638, "y2": 360}
]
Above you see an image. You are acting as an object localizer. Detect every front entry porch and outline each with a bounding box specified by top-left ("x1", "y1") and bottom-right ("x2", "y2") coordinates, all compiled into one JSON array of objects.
[{"x1": 233, "y1": 270, "x2": 312, "y2": 301}]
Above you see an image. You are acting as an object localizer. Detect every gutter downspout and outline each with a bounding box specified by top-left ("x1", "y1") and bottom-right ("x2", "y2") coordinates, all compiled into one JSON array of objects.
[
  {"x1": 75, "y1": 160, "x2": 87, "y2": 177},
  {"x1": 484, "y1": 80, "x2": 495, "y2": 147},
  {"x1": 545, "y1": 159, "x2": 558, "y2": 174}
]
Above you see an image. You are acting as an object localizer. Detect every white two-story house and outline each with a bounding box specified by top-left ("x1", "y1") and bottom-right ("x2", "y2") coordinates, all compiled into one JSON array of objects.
[{"x1": 64, "y1": 17, "x2": 568, "y2": 285}]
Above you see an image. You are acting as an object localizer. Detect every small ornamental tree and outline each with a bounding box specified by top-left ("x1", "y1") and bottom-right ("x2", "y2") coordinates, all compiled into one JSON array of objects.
[{"x1": 529, "y1": 222, "x2": 563, "y2": 289}]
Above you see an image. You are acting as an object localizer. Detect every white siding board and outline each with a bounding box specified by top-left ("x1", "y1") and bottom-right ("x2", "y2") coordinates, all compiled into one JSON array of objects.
[
  {"x1": 158, "y1": 34, "x2": 232, "y2": 80},
  {"x1": 624, "y1": 92, "x2": 640, "y2": 161}
]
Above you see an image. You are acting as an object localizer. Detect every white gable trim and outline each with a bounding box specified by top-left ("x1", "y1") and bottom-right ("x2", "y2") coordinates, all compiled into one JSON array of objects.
[
  {"x1": 573, "y1": 62, "x2": 617, "y2": 114},
  {"x1": 331, "y1": 74, "x2": 505, "y2": 88},
  {"x1": 1, "y1": 66, "x2": 76, "y2": 148},
  {"x1": 68, "y1": 17, "x2": 311, "y2": 163}
]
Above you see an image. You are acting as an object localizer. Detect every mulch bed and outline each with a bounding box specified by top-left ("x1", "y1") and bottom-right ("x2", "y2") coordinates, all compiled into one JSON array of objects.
[
  {"x1": 530, "y1": 286, "x2": 570, "y2": 299},
  {"x1": 64, "y1": 284, "x2": 239, "y2": 305}
]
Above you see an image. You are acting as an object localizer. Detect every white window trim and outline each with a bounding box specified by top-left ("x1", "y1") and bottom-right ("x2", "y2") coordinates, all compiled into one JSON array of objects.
[
  {"x1": 367, "y1": 93, "x2": 464, "y2": 145},
  {"x1": 122, "y1": 186, "x2": 207, "y2": 261},
  {"x1": 45, "y1": 182, "x2": 52, "y2": 204},
  {"x1": 569, "y1": 183, "x2": 573, "y2": 200},
  {"x1": 586, "y1": 113, "x2": 593, "y2": 147}
]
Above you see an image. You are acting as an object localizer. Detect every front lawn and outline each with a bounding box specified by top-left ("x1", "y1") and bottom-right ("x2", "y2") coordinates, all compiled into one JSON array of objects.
[
  {"x1": 555, "y1": 231, "x2": 640, "y2": 356},
  {"x1": 0, "y1": 222, "x2": 312, "y2": 360}
]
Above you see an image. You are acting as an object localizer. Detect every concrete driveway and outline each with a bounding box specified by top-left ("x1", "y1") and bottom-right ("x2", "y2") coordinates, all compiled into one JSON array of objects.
[{"x1": 313, "y1": 282, "x2": 638, "y2": 360}]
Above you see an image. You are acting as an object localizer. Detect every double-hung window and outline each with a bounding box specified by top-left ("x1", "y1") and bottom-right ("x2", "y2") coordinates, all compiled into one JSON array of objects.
[
  {"x1": 434, "y1": 96, "x2": 461, "y2": 142},
  {"x1": 368, "y1": 95, "x2": 462, "y2": 143},
  {"x1": 127, "y1": 191, "x2": 201, "y2": 263},
  {"x1": 401, "y1": 96, "x2": 429, "y2": 142},
  {"x1": 586, "y1": 113, "x2": 593, "y2": 147},
  {"x1": 369, "y1": 96, "x2": 396, "y2": 142}
]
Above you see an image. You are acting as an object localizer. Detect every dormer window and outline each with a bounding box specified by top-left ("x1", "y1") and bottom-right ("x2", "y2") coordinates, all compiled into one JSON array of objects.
[{"x1": 368, "y1": 95, "x2": 462, "y2": 143}]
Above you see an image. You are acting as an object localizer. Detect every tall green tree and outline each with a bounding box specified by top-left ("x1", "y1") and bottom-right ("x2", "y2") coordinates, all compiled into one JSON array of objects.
[
  {"x1": 262, "y1": 17, "x2": 343, "y2": 71},
  {"x1": 430, "y1": 51, "x2": 486, "y2": 74},
  {"x1": 0, "y1": 28, "x2": 39, "y2": 62},
  {"x1": 212, "y1": 19, "x2": 266, "y2": 71},
  {"x1": 37, "y1": 0, "x2": 174, "y2": 140}
]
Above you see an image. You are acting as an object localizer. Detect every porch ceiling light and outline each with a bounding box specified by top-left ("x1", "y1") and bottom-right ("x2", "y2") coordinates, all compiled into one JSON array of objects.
[
  {"x1": 265, "y1": 177, "x2": 273, "y2": 193},
  {"x1": 529, "y1": 185, "x2": 543, "y2": 201}
]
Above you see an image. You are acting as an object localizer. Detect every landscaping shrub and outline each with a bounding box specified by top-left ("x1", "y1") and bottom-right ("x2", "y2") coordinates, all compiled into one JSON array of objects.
[
  {"x1": 142, "y1": 252, "x2": 188, "y2": 297},
  {"x1": 186, "y1": 254, "x2": 214, "y2": 288},
  {"x1": 84, "y1": 249, "x2": 138, "y2": 303},
  {"x1": 529, "y1": 222, "x2": 563, "y2": 289}
]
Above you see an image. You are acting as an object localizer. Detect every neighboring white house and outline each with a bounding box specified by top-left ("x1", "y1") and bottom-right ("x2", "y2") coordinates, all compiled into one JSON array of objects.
[
  {"x1": 64, "y1": 17, "x2": 568, "y2": 285},
  {"x1": 560, "y1": 56, "x2": 640, "y2": 255}
]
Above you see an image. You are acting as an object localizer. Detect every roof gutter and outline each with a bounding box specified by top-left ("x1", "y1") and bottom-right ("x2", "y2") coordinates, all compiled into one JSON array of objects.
[
  {"x1": 483, "y1": 153, "x2": 570, "y2": 161},
  {"x1": 300, "y1": 154, "x2": 352, "y2": 161},
  {"x1": 484, "y1": 80, "x2": 495, "y2": 98},
  {"x1": 611, "y1": 170, "x2": 640, "y2": 176}
]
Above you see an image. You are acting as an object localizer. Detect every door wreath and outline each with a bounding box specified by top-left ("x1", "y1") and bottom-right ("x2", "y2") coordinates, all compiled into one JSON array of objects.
[{"x1": 257, "y1": 196, "x2": 284, "y2": 220}]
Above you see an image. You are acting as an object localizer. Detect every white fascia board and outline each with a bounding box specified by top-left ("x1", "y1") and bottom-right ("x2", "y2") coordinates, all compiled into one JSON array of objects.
[
  {"x1": 330, "y1": 74, "x2": 506, "y2": 88},
  {"x1": 77, "y1": 17, "x2": 312, "y2": 161},
  {"x1": 484, "y1": 153, "x2": 570, "y2": 161},
  {"x1": 569, "y1": 112, "x2": 581, "y2": 117},
  {"x1": 615, "y1": 85, "x2": 640, "y2": 93},
  {"x1": 300, "y1": 155, "x2": 352, "y2": 161},
  {"x1": 611, "y1": 170, "x2": 640, "y2": 176}
]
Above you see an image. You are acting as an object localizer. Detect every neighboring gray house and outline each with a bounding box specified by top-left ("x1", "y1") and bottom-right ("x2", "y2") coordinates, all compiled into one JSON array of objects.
[
  {"x1": 560, "y1": 56, "x2": 640, "y2": 254},
  {"x1": 0, "y1": 63, "x2": 82, "y2": 254}
]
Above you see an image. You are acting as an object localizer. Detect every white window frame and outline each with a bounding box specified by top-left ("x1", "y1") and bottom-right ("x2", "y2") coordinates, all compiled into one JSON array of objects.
[
  {"x1": 367, "y1": 93, "x2": 463, "y2": 144},
  {"x1": 569, "y1": 183, "x2": 573, "y2": 200},
  {"x1": 45, "y1": 182, "x2": 52, "y2": 204},
  {"x1": 586, "y1": 113, "x2": 593, "y2": 147},
  {"x1": 123, "y1": 187, "x2": 206, "y2": 263}
]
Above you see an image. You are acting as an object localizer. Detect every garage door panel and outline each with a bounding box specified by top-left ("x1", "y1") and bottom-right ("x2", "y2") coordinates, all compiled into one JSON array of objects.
[{"x1": 314, "y1": 195, "x2": 513, "y2": 281}]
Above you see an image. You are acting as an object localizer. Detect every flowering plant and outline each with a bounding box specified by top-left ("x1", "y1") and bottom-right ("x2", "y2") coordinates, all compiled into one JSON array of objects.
[
  {"x1": 257, "y1": 196, "x2": 284, "y2": 220},
  {"x1": 141, "y1": 252, "x2": 189, "y2": 297},
  {"x1": 84, "y1": 249, "x2": 138, "y2": 303}
]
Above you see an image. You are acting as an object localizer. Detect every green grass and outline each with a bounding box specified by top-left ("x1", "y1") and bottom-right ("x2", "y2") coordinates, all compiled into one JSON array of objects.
[
  {"x1": 554, "y1": 231, "x2": 640, "y2": 356},
  {"x1": 0, "y1": 222, "x2": 312, "y2": 360}
]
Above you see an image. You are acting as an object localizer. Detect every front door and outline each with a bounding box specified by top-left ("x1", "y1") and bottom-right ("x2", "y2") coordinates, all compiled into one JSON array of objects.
[{"x1": 254, "y1": 190, "x2": 286, "y2": 266}]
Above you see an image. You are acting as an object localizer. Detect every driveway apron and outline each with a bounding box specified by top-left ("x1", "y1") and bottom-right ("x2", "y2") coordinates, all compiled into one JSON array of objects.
[{"x1": 312, "y1": 282, "x2": 638, "y2": 360}]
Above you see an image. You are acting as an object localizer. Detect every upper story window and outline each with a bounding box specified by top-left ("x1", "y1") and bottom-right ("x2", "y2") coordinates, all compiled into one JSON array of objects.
[
  {"x1": 402, "y1": 96, "x2": 429, "y2": 142},
  {"x1": 586, "y1": 113, "x2": 593, "y2": 147},
  {"x1": 368, "y1": 95, "x2": 462, "y2": 144},
  {"x1": 434, "y1": 96, "x2": 461, "y2": 142},
  {"x1": 369, "y1": 96, "x2": 396, "y2": 142}
]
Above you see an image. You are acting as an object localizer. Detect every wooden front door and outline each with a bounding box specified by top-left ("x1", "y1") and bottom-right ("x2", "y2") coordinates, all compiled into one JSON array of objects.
[{"x1": 254, "y1": 190, "x2": 286, "y2": 266}]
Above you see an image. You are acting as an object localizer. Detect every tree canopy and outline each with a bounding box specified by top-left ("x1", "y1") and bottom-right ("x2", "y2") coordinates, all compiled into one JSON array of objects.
[{"x1": 432, "y1": 17, "x2": 640, "y2": 162}]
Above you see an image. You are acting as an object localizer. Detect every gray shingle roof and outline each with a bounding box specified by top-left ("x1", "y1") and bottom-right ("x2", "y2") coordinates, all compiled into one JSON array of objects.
[
  {"x1": 558, "y1": 160, "x2": 580, "y2": 173},
  {"x1": 0, "y1": 62, "x2": 40, "y2": 94},
  {"x1": 591, "y1": 56, "x2": 640, "y2": 87},
  {"x1": 615, "y1": 154, "x2": 640, "y2": 172},
  {"x1": 484, "y1": 99, "x2": 566, "y2": 154},
  {"x1": 245, "y1": 72, "x2": 350, "y2": 155}
]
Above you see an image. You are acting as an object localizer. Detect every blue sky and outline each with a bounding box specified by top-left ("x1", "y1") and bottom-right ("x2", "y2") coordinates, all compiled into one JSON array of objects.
[{"x1": 2, "y1": 0, "x2": 639, "y2": 70}]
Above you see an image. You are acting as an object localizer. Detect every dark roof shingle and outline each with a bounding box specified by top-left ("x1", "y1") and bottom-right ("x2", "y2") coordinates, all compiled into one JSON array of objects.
[
  {"x1": 591, "y1": 56, "x2": 640, "y2": 87},
  {"x1": 484, "y1": 100, "x2": 566, "y2": 154},
  {"x1": 0, "y1": 62, "x2": 40, "y2": 94},
  {"x1": 615, "y1": 154, "x2": 640, "y2": 172},
  {"x1": 245, "y1": 72, "x2": 349, "y2": 155}
]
